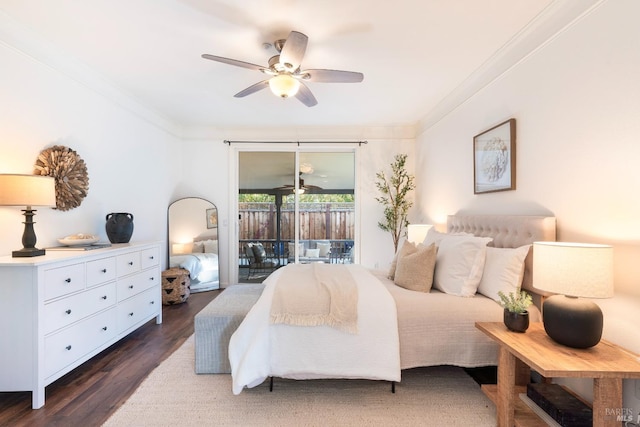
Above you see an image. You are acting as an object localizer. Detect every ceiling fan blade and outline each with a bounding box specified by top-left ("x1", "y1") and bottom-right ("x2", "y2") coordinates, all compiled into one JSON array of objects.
[
  {"x1": 302, "y1": 69, "x2": 364, "y2": 83},
  {"x1": 201, "y1": 54, "x2": 265, "y2": 72},
  {"x1": 279, "y1": 31, "x2": 308, "y2": 71},
  {"x1": 234, "y1": 80, "x2": 269, "y2": 98},
  {"x1": 295, "y1": 82, "x2": 318, "y2": 107}
]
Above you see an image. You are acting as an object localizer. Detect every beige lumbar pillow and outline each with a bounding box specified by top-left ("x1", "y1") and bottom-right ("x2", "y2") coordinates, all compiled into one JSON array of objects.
[{"x1": 394, "y1": 243, "x2": 438, "y2": 293}]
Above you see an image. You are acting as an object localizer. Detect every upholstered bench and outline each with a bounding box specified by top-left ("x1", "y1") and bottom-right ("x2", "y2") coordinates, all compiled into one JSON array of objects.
[{"x1": 194, "y1": 283, "x2": 265, "y2": 374}]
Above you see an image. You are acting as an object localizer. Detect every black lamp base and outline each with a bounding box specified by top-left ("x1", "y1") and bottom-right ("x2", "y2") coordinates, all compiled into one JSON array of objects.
[
  {"x1": 11, "y1": 207, "x2": 46, "y2": 258},
  {"x1": 542, "y1": 295, "x2": 603, "y2": 349},
  {"x1": 12, "y1": 247, "x2": 46, "y2": 257}
]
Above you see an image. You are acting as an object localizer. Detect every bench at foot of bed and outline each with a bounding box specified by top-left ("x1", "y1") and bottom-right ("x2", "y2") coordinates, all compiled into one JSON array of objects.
[{"x1": 194, "y1": 283, "x2": 265, "y2": 374}]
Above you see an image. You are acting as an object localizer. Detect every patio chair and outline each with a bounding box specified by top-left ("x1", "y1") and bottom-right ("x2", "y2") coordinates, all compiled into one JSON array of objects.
[{"x1": 245, "y1": 242, "x2": 279, "y2": 280}]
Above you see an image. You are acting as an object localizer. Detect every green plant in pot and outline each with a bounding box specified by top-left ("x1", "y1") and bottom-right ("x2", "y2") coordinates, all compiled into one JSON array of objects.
[{"x1": 497, "y1": 290, "x2": 533, "y2": 333}]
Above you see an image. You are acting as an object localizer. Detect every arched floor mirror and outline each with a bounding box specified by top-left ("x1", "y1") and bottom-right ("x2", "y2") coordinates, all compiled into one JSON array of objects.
[{"x1": 168, "y1": 197, "x2": 219, "y2": 292}]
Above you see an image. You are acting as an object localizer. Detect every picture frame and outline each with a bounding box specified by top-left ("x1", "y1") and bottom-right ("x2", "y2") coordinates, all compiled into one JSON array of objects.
[
  {"x1": 473, "y1": 118, "x2": 516, "y2": 194},
  {"x1": 206, "y1": 208, "x2": 218, "y2": 229}
]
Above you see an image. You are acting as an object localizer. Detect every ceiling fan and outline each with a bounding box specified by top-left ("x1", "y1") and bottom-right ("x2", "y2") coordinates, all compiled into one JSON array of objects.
[
  {"x1": 275, "y1": 172, "x2": 322, "y2": 194},
  {"x1": 202, "y1": 31, "x2": 364, "y2": 107}
]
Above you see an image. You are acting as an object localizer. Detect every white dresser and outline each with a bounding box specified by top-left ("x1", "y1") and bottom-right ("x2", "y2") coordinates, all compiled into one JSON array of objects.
[{"x1": 0, "y1": 242, "x2": 162, "y2": 409}]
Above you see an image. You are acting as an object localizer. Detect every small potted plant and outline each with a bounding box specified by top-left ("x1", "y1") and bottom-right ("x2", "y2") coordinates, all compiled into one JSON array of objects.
[{"x1": 497, "y1": 290, "x2": 533, "y2": 332}]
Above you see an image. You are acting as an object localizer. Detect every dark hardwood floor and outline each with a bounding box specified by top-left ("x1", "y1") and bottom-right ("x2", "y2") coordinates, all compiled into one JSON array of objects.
[{"x1": 0, "y1": 290, "x2": 220, "y2": 427}]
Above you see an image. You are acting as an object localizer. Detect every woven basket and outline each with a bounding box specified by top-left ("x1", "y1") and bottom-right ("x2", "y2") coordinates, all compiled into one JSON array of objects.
[{"x1": 161, "y1": 268, "x2": 191, "y2": 305}]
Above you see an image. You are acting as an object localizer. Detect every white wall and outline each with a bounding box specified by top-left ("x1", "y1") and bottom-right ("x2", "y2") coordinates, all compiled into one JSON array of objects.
[
  {"x1": 415, "y1": 0, "x2": 640, "y2": 413},
  {"x1": 0, "y1": 32, "x2": 181, "y2": 265}
]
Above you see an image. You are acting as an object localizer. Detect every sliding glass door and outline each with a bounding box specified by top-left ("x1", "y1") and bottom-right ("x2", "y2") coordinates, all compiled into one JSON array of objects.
[{"x1": 237, "y1": 149, "x2": 355, "y2": 283}]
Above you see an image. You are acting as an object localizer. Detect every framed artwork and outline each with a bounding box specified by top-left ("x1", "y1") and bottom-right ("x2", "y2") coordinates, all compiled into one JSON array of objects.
[
  {"x1": 473, "y1": 118, "x2": 516, "y2": 194},
  {"x1": 206, "y1": 208, "x2": 218, "y2": 229}
]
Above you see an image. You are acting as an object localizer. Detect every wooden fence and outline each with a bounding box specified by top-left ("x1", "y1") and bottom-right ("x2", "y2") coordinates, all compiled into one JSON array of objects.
[{"x1": 239, "y1": 202, "x2": 355, "y2": 241}]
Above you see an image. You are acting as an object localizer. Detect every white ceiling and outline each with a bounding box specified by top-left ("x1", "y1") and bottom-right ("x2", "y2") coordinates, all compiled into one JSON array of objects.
[{"x1": 0, "y1": 0, "x2": 597, "y2": 133}]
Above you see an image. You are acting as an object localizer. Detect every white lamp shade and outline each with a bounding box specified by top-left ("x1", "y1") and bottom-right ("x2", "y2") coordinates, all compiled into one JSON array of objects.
[
  {"x1": 0, "y1": 174, "x2": 56, "y2": 207},
  {"x1": 532, "y1": 241, "x2": 613, "y2": 298},
  {"x1": 269, "y1": 74, "x2": 300, "y2": 98},
  {"x1": 407, "y1": 224, "x2": 433, "y2": 244}
]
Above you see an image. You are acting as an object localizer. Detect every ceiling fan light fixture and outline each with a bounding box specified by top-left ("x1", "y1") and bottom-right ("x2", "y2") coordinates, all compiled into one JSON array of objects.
[{"x1": 269, "y1": 74, "x2": 300, "y2": 98}]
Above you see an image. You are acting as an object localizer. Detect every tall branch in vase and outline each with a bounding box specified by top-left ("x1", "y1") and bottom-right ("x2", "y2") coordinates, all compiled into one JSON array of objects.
[{"x1": 375, "y1": 154, "x2": 415, "y2": 253}]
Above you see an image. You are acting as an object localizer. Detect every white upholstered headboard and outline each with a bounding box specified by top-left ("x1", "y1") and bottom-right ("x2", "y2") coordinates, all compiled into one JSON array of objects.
[{"x1": 447, "y1": 215, "x2": 556, "y2": 293}]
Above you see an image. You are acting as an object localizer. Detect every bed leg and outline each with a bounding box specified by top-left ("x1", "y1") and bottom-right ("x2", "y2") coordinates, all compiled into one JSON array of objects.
[
  {"x1": 269, "y1": 376, "x2": 273, "y2": 392},
  {"x1": 391, "y1": 381, "x2": 395, "y2": 393}
]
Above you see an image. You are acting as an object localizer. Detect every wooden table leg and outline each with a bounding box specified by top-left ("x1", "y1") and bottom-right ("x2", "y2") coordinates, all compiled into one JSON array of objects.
[
  {"x1": 593, "y1": 377, "x2": 622, "y2": 427},
  {"x1": 497, "y1": 346, "x2": 516, "y2": 427}
]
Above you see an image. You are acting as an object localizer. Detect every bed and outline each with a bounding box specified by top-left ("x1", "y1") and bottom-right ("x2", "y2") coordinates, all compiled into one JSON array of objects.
[
  {"x1": 169, "y1": 234, "x2": 220, "y2": 292},
  {"x1": 229, "y1": 214, "x2": 556, "y2": 393}
]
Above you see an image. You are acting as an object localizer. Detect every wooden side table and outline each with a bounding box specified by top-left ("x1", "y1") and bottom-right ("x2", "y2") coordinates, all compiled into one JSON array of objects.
[{"x1": 476, "y1": 322, "x2": 640, "y2": 427}]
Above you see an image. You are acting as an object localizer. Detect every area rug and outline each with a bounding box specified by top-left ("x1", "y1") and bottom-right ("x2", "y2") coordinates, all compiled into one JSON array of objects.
[{"x1": 103, "y1": 336, "x2": 496, "y2": 426}]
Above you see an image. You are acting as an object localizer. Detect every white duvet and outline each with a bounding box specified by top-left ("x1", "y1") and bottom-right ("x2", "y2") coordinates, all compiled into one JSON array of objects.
[{"x1": 229, "y1": 264, "x2": 401, "y2": 395}]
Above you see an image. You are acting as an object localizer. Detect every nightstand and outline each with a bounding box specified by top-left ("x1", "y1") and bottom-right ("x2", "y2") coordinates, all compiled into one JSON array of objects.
[{"x1": 476, "y1": 322, "x2": 640, "y2": 427}]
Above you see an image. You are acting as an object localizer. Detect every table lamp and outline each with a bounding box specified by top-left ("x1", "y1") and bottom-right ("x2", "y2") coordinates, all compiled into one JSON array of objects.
[
  {"x1": 0, "y1": 174, "x2": 56, "y2": 257},
  {"x1": 532, "y1": 241, "x2": 613, "y2": 348},
  {"x1": 407, "y1": 224, "x2": 433, "y2": 245}
]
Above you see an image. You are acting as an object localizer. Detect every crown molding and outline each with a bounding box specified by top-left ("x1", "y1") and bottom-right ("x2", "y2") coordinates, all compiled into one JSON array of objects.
[
  {"x1": 0, "y1": 10, "x2": 184, "y2": 138},
  {"x1": 416, "y1": 0, "x2": 605, "y2": 135}
]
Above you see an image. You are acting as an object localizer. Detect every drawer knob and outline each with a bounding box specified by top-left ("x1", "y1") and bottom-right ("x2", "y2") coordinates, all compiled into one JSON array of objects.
[
  {"x1": 101, "y1": 295, "x2": 108, "y2": 300},
  {"x1": 150, "y1": 301, "x2": 155, "y2": 304},
  {"x1": 149, "y1": 277, "x2": 154, "y2": 281},
  {"x1": 65, "y1": 278, "x2": 72, "y2": 283},
  {"x1": 129, "y1": 285, "x2": 134, "y2": 289},
  {"x1": 65, "y1": 309, "x2": 72, "y2": 315},
  {"x1": 101, "y1": 268, "x2": 107, "y2": 273},
  {"x1": 129, "y1": 312, "x2": 134, "y2": 317},
  {"x1": 150, "y1": 256, "x2": 154, "y2": 260},
  {"x1": 128, "y1": 261, "x2": 134, "y2": 266},
  {"x1": 102, "y1": 326, "x2": 108, "y2": 331},
  {"x1": 66, "y1": 345, "x2": 72, "y2": 351}
]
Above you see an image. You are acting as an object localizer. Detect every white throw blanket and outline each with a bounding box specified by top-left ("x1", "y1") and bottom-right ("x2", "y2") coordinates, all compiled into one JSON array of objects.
[
  {"x1": 229, "y1": 264, "x2": 401, "y2": 395},
  {"x1": 270, "y1": 263, "x2": 358, "y2": 334}
]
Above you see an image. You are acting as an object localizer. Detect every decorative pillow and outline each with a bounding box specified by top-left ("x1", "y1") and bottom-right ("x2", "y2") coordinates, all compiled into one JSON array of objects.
[
  {"x1": 423, "y1": 228, "x2": 471, "y2": 246},
  {"x1": 317, "y1": 242, "x2": 331, "y2": 257},
  {"x1": 432, "y1": 235, "x2": 493, "y2": 297},
  {"x1": 288, "y1": 242, "x2": 305, "y2": 257},
  {"x1": 477, "y1": 245, "x2": 531, "y2": 302},
  {"x1": 202, "y1": 239, "x2": 218, "y2": 254},
  {"x1": 394, "y1": 243, "x2": 437, "y2": 293},
  {"x1": 388, "y1": 240, "x2": 418, "y2": 279},
  {"x1": 192, "y1": 241, "x2": 205, "y2": 253},
  {"x1": 305, "y1": 248, "x2": 320, "y2": 257}
]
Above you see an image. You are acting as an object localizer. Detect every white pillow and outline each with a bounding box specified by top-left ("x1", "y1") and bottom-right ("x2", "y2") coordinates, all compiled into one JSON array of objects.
[
  {"x1": 317, "y1": 242, "x2": 331, "y2": 257},
  {"x1": 477, "y1": 245, "x2": 531, "y2": 302},
  {"x1": 202, "y1": 239, "x2": 218, "y2": 254},
  {"x1": 423, "y1": 228, "x2": 471, "y2": 246},
  {"x1": 433, "y1": 235, "x2": 492, "y2": 296},
  {"x1": 305, "y1": 248, "x2": 320, "y2": 257}
]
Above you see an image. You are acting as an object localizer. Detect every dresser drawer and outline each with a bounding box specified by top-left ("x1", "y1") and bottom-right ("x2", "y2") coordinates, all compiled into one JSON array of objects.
[
  {"x1": 140, "y1": 247, "x2": 159, "y2": 270},
  {"x1": 117, "y1": 287, "x2": 160, "y2": 333},
  {"x1": 44, "y1": 263, "x2": 85, "y2": 301},
  {"x1": 86, "y1": 257, "x2": 116, "y2": 287},
  {"x1": 45, "y1": 307, "x2": 117, "y2": 378},
  {"x1": 117, "y1": 252, "x2": 141, "y2": 277},
  {"x1": 116, "y1": 269, "x2": 159, "y2": 301},
  {"x1": 44, "y1": 283, "x2": 116, "y2": 335}
]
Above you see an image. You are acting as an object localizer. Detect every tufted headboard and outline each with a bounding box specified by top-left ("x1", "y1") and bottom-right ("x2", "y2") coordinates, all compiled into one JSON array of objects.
[{"x1": 447, "y1": 215, "x2": 556, "y2": 293}]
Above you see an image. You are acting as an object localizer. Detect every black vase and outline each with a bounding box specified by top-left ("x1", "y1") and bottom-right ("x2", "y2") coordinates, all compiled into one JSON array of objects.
[
  {"x1": 503, "y1": 309, "x2": 529, "y2": 333},
  {"x1": 105, "y1": 212, "x2": 134, "y2": 243}
]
